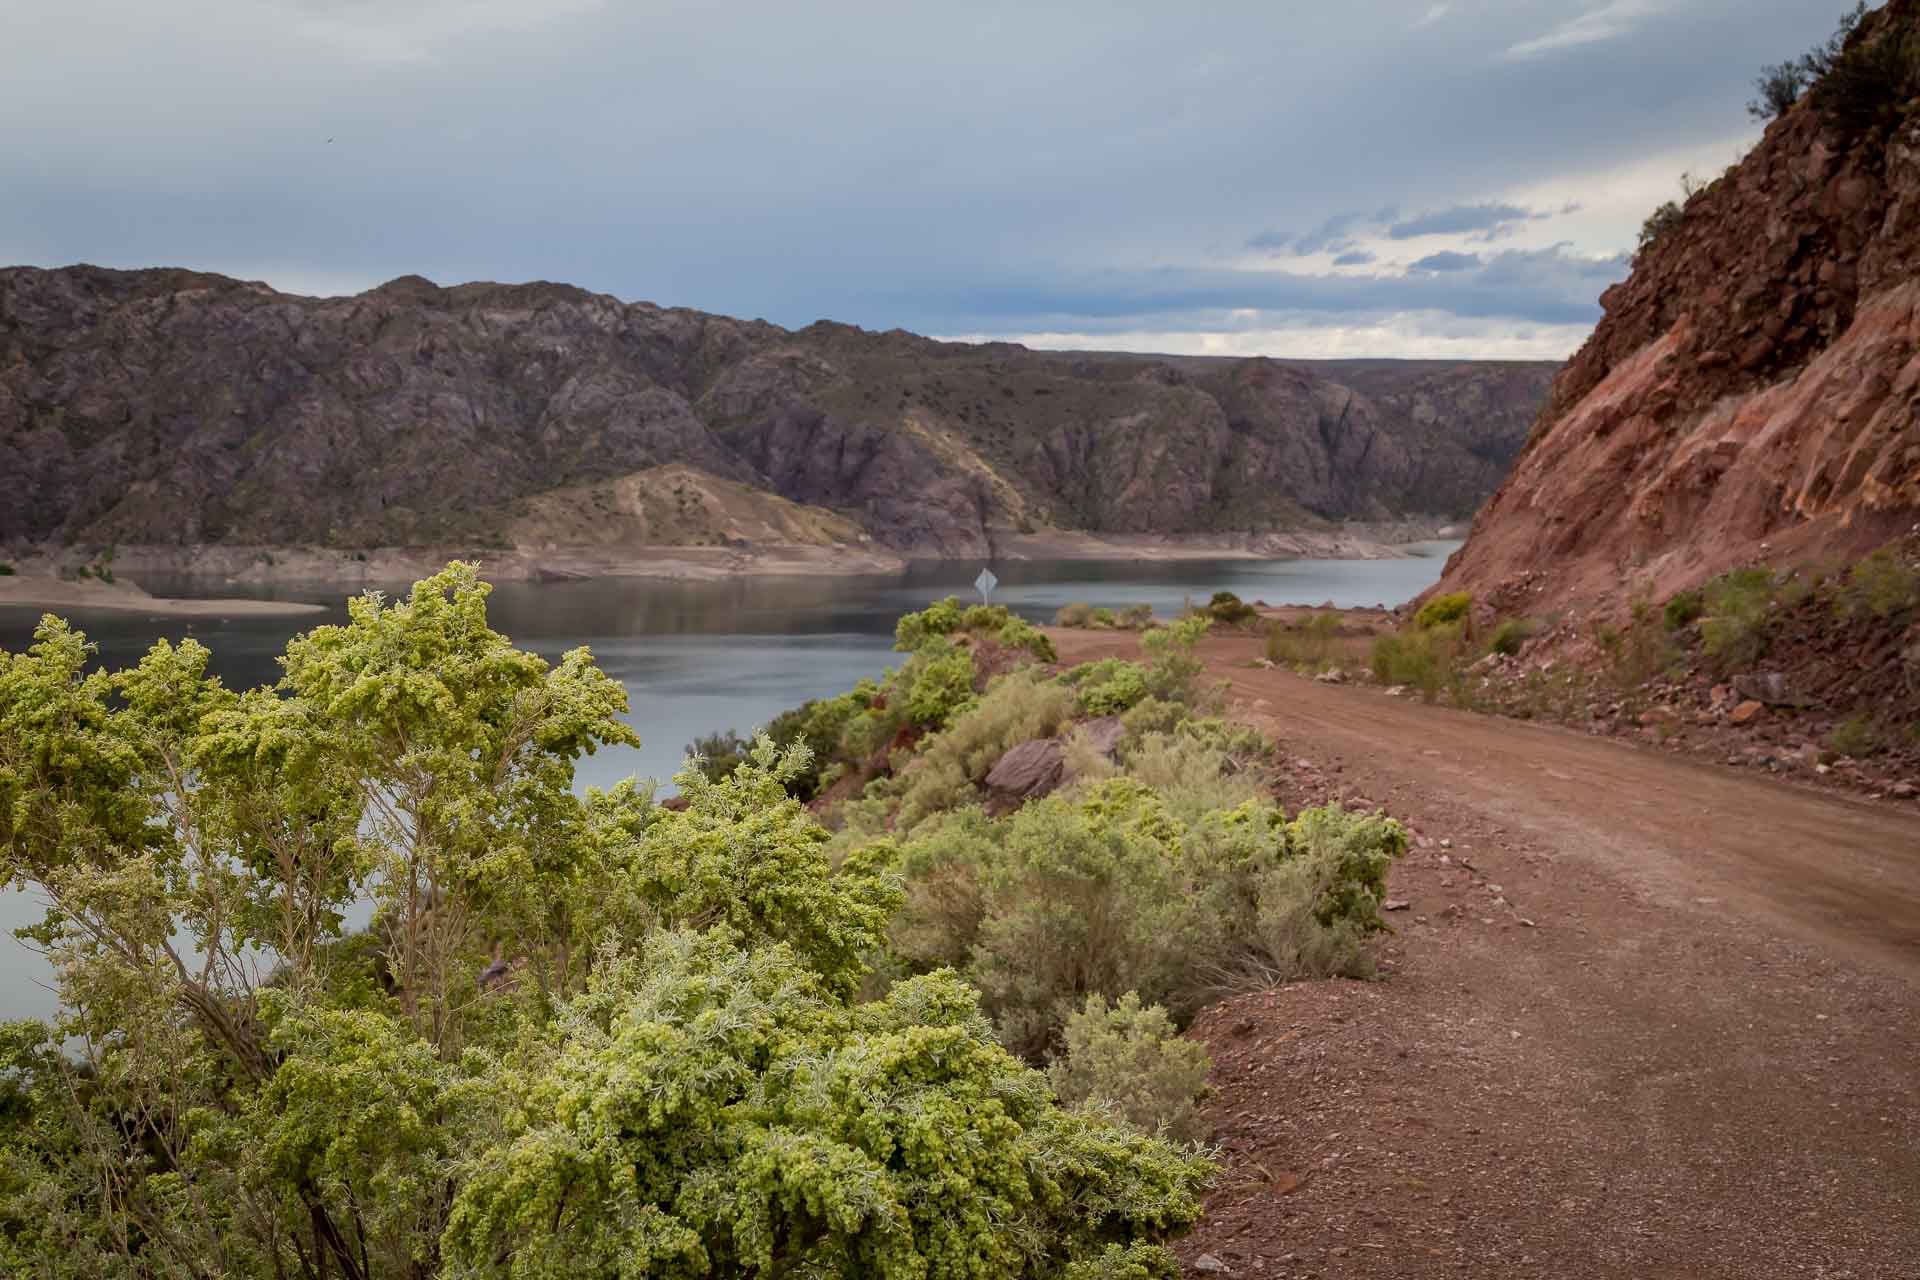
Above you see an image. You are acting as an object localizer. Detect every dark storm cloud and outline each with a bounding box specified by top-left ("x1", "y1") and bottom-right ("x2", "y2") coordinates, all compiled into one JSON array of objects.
[{"x1": 0, "y1": 0, "x2": 1857, "y2": 349}]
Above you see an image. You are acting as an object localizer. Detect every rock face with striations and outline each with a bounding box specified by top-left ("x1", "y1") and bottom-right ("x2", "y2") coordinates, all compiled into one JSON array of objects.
[
  {"x1": 0, "y1": 266, "x2": 1556, "y2": 558},
  {"x1": 1430, "y1": 0, "x2": 1920, "y2": 616}
]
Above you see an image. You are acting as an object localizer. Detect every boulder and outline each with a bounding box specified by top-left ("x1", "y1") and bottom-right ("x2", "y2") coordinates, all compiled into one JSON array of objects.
[
  {"x1": 1733, "y1": 671, "x2": 1811, "y2": 708},
  {"x1": 984, "y1": 738, "x2": 1066, "y2": 805}
]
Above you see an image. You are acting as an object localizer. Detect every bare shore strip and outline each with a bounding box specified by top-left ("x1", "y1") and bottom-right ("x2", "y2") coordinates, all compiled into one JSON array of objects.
[
  {"x1": 0, "y1": 575, "x2": 328, "y2": 618},
  {"x1": 0, "y1": 524, "x2": 1458, "y2": 612}
]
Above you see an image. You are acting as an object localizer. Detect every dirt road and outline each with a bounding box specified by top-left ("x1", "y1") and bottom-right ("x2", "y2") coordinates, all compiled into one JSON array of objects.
[{"x1": 1053, "y1": 630, "x2": 1920, "y2": 1279}]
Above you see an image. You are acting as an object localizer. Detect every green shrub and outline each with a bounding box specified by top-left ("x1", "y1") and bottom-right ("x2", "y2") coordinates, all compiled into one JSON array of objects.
[
  {"x1": 685, "y1": 728, "x2": 755, "y2": 782},
  {"x1": 1414, "y1": 591, "x2": 1471, "y2": 630},
  {"x1": 0, "y1": 568, "x2": 1217, "y2": 1279},
  {"x1": 889, "y1": 783, "x2": 1405, "y2": 1059},
  {"x1": 444, "y1": 934, "x2": 1211, "y2": 1279},
  {"x1": 1055, "y1": 602, "x2": 1151, "y2": 631},
  {"x1": 896, "y1": 595, "x2": 1054, "y2": 662},
  {"x1": 1825, "y1": 713, "x2": 1882, "y2": 758},
  {"x1": 902, "y1": 645, "x2": 979, "y2": 727},
  {"x1": 1063, "y1": 658, "x2": 1153, "y2": 716},
  {"x1": 1598, "y1": 601, "x2": 1681, "y2": 688},
  {"x1": 1370, "y1": 624, "x2": 1462, "y2": 701},
  {"x1": 1118, "y1": 696, "x2": 1188, "y2": 740},
  {"x1": 1486, "y1": 617, "x2": 1537, "y2": 657},
  {"x1": 893, "y1": 670, "x2": 1078, "y2": 829},
  {"x1": 996, "y1": 616, "x2": 1057, "y2": 662},
  {"x1": 1049, "y1": 992, "x2": 1212, "y2": 1144},
  {"x1": 747, "y1": 679, "x2": 885, "y2": 799},
  {"x1": 0, "y1": 563, "x2": 14, "y2": 576},
  {"x1": 1206, "y1": 591, "x2": 1257, "y2": 626},
  {"x1": 1750, "y1": 59, "x2": 1811, "y2": 120},
  {"x1": 1138, "y1": 615, "x2": 1214, "y2": 708},
  {"x1": 1663, "y1": 589, "x2": 1705, "y2": 631},
  {"x1": 917, "y1": 781, "x2": 1196, "y2": 1058},
  {"x1": 1120, "y1": 727, "x2": 1266, "y2": 826},
  {"x1": 1698, "y1": 567, "x2": 1778, "y2": 670},
  {"x1": 1837, "y1": 548, "x2": 1920, "y2": 622},
  {"x1": 1810, "y1": 5, "x2": 1918, "y2": 133},
  {"x1": 895, "y1": 597, "x2": 966, "y2": 651},
  {"x1": 1638, "y1": 199, "x2": 1683, "y2": 251},
  {"x1": 1266, "y1": 613, "x2": 1341, "y2": 668}
]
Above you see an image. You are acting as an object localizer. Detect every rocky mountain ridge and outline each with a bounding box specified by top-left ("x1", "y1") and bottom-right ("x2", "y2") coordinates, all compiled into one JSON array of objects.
[
  {"x1": 0, "y1": 265, "x2": 1556, "y2": 561},
  {"x1": 1432, "y1": 0, "x2": 1920, "y2": 615}
]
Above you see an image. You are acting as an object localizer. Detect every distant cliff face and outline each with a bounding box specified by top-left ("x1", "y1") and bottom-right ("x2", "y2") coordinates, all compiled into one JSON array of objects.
[
  {"x1": 1432, "y1": 1, "x2": 1920, "y2": 615},
  {"x1": 0, "y1": 266, "x2": 1555, "y2": 558}
]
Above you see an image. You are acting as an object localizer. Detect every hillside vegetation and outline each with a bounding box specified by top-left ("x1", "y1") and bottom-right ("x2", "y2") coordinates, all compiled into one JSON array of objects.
[{"x1": 0, "y1": 568, "x2": 1418, "y2": 1276}]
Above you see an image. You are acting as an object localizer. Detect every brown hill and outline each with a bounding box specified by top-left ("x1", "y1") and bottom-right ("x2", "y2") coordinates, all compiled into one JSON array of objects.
[
  {"x1": 1431, "y1": 0, "x2": 1920, "y2": 617},
  {"x1": 0, "y1": 266, "x2": 1554, "y2": 560}
]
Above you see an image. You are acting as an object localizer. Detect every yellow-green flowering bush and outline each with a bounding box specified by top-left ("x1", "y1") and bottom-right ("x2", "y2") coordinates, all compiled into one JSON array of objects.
[{"x1": 0, "y1": 564, "x2": 1207, "y2": 1280}]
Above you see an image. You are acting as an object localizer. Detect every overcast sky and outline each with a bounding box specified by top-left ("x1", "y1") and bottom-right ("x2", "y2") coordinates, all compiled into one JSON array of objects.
[{"x1": 3, "y1": 0, "x2": 1854, "y2": 359}]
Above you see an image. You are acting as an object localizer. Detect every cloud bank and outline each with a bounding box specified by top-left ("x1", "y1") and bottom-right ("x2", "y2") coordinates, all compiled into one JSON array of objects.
[{"x1": 0, "y1": 0, "x2": 1853, "y2": 358}]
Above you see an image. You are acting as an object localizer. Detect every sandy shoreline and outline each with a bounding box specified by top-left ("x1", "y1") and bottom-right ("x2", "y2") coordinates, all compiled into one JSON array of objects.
[
  {"x1": 0, "y1": 575, "x2": 327, "y2": 617},
  {"x1": 0, "y1": 525, "x2": 1460, "y2": 603}
]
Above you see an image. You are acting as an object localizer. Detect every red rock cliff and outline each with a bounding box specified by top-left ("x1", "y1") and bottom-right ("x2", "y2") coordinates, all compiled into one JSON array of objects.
[{"x1": 1432, "y1": 0, "x2": 1920, "y2": 617}]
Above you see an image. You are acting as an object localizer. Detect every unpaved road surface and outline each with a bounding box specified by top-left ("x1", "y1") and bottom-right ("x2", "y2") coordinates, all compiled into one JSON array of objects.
[{"x1": 1053, "y1": 630, "x2": 1920, "y2": 1279}]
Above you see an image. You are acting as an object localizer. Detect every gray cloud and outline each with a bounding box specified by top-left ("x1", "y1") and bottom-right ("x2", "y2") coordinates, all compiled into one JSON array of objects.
[
  {"x1": 1288, "y1": 212, "x2": 1367, "y2": 257},
  {"x1": 1410, "y1": 251, "x2": 1485, "y2": 272},
  {"x1": 0, "y1": 0, "x2": 1844, "y2": 354},
  {"x1": 1332, "y1": 249, "x2": 1377, "y2": 266},
  {"x1": 878, "y1": 245, "x2": 1630, "y2": 336},
  {"x1": 1389, "y1": 203, "x2": 1532, "y2": 239}
]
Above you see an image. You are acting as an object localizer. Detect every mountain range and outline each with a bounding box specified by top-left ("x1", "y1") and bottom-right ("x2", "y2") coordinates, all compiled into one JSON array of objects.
[{"x1": 0, "y1": 265, "x2": 1555, "y2": 564}]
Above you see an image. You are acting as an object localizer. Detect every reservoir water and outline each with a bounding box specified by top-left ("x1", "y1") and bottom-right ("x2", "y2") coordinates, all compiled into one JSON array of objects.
[{"x1": 0, "y1": 545, "x2": 1458, "y2": 1019}]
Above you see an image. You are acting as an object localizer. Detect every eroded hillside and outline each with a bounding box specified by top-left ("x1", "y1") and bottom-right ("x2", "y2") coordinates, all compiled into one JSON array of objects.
[
  {"x1": 0, "y1": 266, "x2": 1555, "y2": 558},
  {"x1": 1433, "y1": 0, "x2": 1920, "y2": 615}
]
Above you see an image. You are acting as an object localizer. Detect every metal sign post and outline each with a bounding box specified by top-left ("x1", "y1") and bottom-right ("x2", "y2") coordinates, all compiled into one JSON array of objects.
[{"x1": 973, "y1": 567, "x2": 998, "y2": 605}]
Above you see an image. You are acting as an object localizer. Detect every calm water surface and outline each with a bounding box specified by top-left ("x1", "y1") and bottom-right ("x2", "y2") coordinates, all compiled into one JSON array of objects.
[{"x1": 0, "y1": 545, "x2": 1457, "y2": 1018}]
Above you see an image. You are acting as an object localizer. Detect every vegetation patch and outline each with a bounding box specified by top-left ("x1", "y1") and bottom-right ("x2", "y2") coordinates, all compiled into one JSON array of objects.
[
  {"x1": 1414, "y1": 590, "x2": 1472, "y2": 631},
  {"x1": 1429, "y1": 541, "x2": 1920, "y2": 798},
  {"x1": 1698, "y1": 567, "x2": 1781, "y2": 672},
  {"x1": 1203, "y1": 591, "x2": 1259, "y2": 627},
  {"x1": 0, "y1": 565, "x2": 1216, "y2": 1278},
  {"x1": 1052, "y1": 602, "x2": 1152, "y2": 629},
  {"x1": 1486, "y1": 617, "x2": 1537, "y2": 657},
  {"x1": 1050, "y1": 992, "x2": 1213, "y2": 1143},
  {"x1": 1371, "y1": 623, "x2": 1465, "y2": 702},
  {"x1": 1265, "y1": 612, "x2": 1341, "y2": 670}
]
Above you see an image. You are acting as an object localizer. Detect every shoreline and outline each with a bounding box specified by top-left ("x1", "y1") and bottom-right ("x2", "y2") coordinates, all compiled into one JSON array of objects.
[
  {"x1": 0, "y1": 575, "x2": 328, "y2": 617},
  {"x1": 1, "y1": 525, "x2": 1464, "y2": 601}
]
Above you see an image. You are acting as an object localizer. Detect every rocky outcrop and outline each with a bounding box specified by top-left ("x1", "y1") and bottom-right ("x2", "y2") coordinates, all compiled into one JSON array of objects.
[
  {"x1": 982, "y1": 716, "x2": 1124, "y2": 811},
  {"x1": 1431, "y1": 1, "x2": 1920, "y2": 616},
  {"x1": 0, "y1": 265, "x2": 1557, "y2": 558},
  {"x1": 984, "y1": 738, "x2": 1068, "y2": 807}
]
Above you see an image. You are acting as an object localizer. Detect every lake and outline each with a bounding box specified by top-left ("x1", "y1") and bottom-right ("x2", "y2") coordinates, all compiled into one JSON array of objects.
[{"x1": 0, "y1": 544, "x2": 1457, "y2": 1019}]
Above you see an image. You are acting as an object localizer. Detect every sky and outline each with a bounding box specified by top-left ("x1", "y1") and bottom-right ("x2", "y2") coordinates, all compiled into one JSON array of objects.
[{"x1": 2, "y1": 0, "x2": 1857, "y2": 360}]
